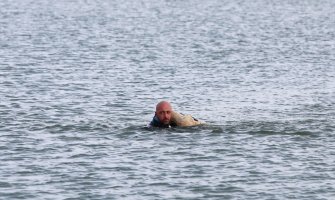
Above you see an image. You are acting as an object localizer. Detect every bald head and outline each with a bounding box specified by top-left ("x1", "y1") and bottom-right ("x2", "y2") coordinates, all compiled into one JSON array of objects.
[
  {"x1": 156, "y1": 101, "x2": 172, "y2": 112},
  {"x1": 155, "y1": 101, "x2": 173, "y2": 125}
]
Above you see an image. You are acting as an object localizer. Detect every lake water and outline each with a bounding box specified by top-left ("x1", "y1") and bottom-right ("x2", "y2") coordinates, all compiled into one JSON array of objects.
[{"x1": 1, "y1": 0, "x2": 334, "y2": 199}]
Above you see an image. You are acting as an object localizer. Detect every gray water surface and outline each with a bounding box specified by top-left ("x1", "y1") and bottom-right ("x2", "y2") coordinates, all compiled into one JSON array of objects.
[{"x1": 1, "y1": 0, "x2": 335, "y2": 199}]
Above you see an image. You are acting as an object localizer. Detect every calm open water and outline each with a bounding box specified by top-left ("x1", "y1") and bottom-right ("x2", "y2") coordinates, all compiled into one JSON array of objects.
[{"x1": 1, "y1": 0, "x2": 335, "y2": 199}]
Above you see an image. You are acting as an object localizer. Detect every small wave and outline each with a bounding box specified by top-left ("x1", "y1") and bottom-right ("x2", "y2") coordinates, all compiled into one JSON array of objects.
[
  {"x1": 222, "y1": 120, "x2": 321, "y2": 136},
  {"x1": 42, "y1": 120, "x2": 113, "y2": 134},
  {"x1": 127, "y1": 120, "x2": 323, "y2": 137}
]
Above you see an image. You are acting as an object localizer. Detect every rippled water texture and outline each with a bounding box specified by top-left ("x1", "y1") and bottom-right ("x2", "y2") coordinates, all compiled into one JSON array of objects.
[{"x1": 1, "y1": 0, "x2": 335, "y2": 199}]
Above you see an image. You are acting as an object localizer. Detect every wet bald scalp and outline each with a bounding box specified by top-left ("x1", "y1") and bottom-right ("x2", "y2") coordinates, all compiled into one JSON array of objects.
[{"x1": 156, "y1": 101, "x2": 172, "y2": 112}]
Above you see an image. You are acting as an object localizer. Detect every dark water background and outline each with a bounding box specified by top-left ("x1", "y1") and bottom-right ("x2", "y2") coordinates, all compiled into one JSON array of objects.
[{"x1": 1, "y1": 0, "x2": 334, "y2": 199}]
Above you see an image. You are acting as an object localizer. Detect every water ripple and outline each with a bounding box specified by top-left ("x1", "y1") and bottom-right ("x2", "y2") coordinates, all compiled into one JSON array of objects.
[{"x1": 1, "y1": 0, "x2": 335, "y2": 199}]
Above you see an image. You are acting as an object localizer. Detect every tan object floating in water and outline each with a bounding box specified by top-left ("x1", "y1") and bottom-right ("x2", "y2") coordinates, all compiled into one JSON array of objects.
[{"x1": 171, "y1": 111, "x2": 205, "y2": 127}]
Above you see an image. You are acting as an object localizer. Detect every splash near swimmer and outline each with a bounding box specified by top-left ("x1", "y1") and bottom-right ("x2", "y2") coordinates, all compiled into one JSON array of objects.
[{"x1": 148, "y1": 101, "x2": 205, "y2": 128}]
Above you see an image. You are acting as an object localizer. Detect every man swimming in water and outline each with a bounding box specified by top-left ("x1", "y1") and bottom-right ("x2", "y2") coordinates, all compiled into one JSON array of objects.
[
  {"x1": 149, "y1": 101, "x2": 204, "y2": 128},
  {"x1": 149, "y1": 101, "x2": 176, "y2": 128}
]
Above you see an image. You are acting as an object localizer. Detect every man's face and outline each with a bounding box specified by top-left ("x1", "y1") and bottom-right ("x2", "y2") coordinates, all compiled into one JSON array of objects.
[{"x1": 156, "y1": 103, "x2": 172, "y2": 125}]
